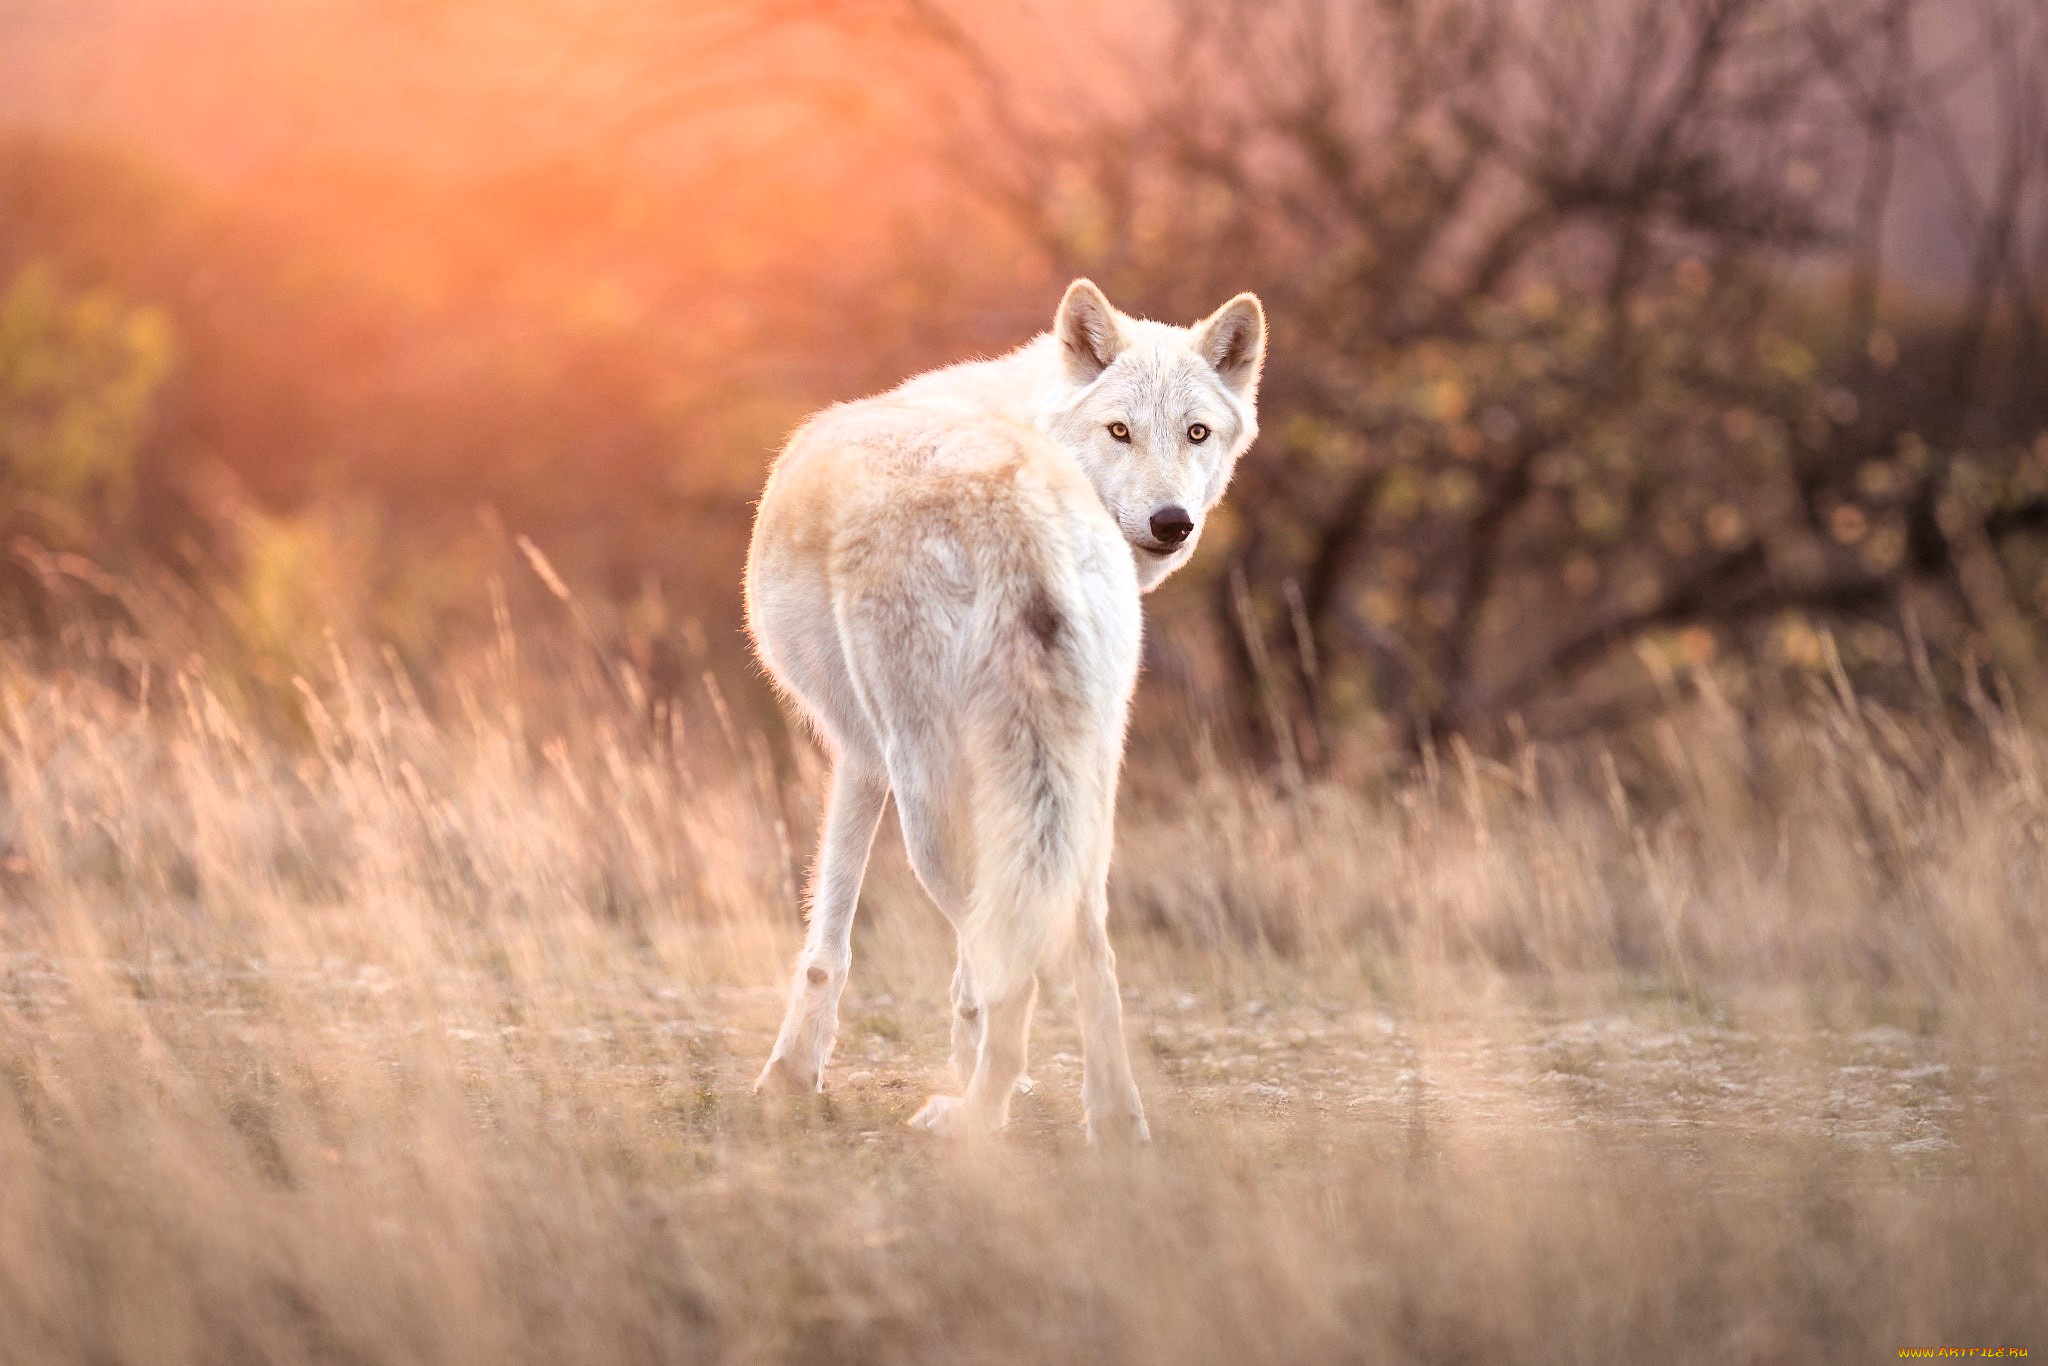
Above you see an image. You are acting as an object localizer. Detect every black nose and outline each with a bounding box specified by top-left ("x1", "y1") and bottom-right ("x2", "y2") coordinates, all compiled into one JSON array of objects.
[{"x1": 1149, "y1": 506, "x2": 1194, "y2": 546}]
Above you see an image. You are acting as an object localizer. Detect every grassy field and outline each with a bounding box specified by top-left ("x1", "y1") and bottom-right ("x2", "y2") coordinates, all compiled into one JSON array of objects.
[{"x1": 1, "y1": 632, "x2": 2044, "y2": 1363}]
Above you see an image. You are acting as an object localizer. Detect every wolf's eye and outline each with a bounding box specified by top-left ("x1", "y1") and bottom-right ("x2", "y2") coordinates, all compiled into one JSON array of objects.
[
  {"x1": 1108, "y1": 421, "x2": 1131, "y2": 442},
  {"x1": 1187, "y1": 423, "x2": 1211, "y2": 443}
]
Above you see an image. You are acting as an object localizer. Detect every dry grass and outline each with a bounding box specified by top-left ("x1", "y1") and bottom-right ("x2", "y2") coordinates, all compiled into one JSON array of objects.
[{"x1": 1, "y1": 632, "x2": 2044, "y2": 1364}]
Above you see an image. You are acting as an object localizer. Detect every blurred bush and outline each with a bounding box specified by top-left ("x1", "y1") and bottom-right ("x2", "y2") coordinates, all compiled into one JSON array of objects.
[
  {"x1": 3, "y1": 0, "x2": 2047, "y2": 763},
  {"x1": 0, "y1": 264, "x2": 172, "y2": 547},
  {"x1": 900, "y1": 0, "x2": 2048, "y2": 763}
]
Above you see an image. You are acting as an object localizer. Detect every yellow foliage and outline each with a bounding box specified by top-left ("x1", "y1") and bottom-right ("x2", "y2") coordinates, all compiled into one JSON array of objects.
[{"x1": 0, "y1": 265, "x2": 174, "y2": 542}]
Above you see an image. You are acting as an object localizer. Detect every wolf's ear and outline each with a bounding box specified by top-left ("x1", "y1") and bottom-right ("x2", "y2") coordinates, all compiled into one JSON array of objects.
[
  {"x1": 1194, "y1": 292, "x2": 1266, "y2": 398},
  {"x1": 1054, "y1": 279, "x2": 1126, "y2": 382}
]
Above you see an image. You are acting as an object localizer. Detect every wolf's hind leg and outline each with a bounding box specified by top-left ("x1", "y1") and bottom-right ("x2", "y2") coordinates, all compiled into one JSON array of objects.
[
  {"x1": 756, "y1": 760, "x2": 888, "y2": 1095},
  {"x1": 1074, "y1": 888, "x2": 1149, "y2": 1145}
]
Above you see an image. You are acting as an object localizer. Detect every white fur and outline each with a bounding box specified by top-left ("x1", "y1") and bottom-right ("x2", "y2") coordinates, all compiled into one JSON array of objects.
[{"x1": 745, "y1": 281, "x2": 1266, "y2": 1142}]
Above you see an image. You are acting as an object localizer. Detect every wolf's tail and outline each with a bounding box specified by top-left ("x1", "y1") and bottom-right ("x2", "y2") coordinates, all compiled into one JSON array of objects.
[{"x1": 954, "y1": 545, "x2": 1110, "y2": 1004}]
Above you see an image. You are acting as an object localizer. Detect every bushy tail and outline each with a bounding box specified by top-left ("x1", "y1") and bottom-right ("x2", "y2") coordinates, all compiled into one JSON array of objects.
[{"x1": 955, "y1": 563, "x2": 1103, "y2": 1003}]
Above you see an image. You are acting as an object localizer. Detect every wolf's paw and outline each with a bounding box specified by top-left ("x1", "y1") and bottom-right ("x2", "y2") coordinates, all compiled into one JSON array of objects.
[
  {"x1": 753, "y1": 1053, "x2": 821, "y2": 1097},
  {"x1": 909, "y1": 1094, "x2": 1002, "y2": 1138},
  {"x1": 908, "y1": 1094, "x2": 967, "y2": 1135},
  {"x1": 1085, "y1": 1110, "x2": 1152, "y2": 1148}
]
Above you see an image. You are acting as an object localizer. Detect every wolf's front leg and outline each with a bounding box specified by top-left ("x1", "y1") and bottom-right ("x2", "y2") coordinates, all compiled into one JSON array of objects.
[
  {"x1": 911, "y1": 976, "x2": 1037, "y2": 1136},
  {"x1": 755, "y1": 762, "x2": 888, "y2": 1095},
  {"x1": 913, "y1": 978, "x2": 1040, "y2": 1138},
  {"x1": 948, "y1": 943, "x2": 981, "y2": 1087},
  {"x1": 946, "y1": 943, "x2": 1037, "y2": 1097}
]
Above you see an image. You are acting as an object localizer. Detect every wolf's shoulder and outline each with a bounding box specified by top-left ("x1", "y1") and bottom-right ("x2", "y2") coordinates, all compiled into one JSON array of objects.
[{"x1": 885, "y1": 336, "x2": 1058, "y2": 412}]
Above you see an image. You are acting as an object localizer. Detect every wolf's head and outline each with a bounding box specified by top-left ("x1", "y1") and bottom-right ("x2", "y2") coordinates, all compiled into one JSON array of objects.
[{"x1": 1041, "y1": 280, "x2": 1266, "y2": 592}]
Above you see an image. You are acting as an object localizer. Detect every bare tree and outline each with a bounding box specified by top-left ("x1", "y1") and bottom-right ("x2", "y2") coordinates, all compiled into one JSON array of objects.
[{"x1": 892, "y1": 0, "x2": 2048, "y2": 760}]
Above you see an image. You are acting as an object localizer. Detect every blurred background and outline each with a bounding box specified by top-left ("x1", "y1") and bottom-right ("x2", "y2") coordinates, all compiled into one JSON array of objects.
[
  {"x1": 5, "y1": 15, "x2": 2047, "y2": 1355},
  {"x1": 4, "y1": 0, "x2": 2046, "y2": 769}
]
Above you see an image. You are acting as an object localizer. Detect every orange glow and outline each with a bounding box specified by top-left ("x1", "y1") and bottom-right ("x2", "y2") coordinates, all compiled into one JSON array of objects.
[{"x1": 0, "y1": 1, "x2": 1086, "y2": 516}]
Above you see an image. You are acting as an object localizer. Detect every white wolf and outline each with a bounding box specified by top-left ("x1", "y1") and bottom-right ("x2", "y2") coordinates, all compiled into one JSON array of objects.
[{"x1": 745, "y1": 279, "x2": 1265, "y2": 1142}]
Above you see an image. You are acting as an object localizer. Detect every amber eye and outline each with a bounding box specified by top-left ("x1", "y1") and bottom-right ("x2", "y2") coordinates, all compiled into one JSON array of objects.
[
  {"x1": 1188, "y1": 423, "x2": 1211, "y2": 443},
  {"x1": 1108, "y1": 421, "x2": 1131, "y2": 442}
]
